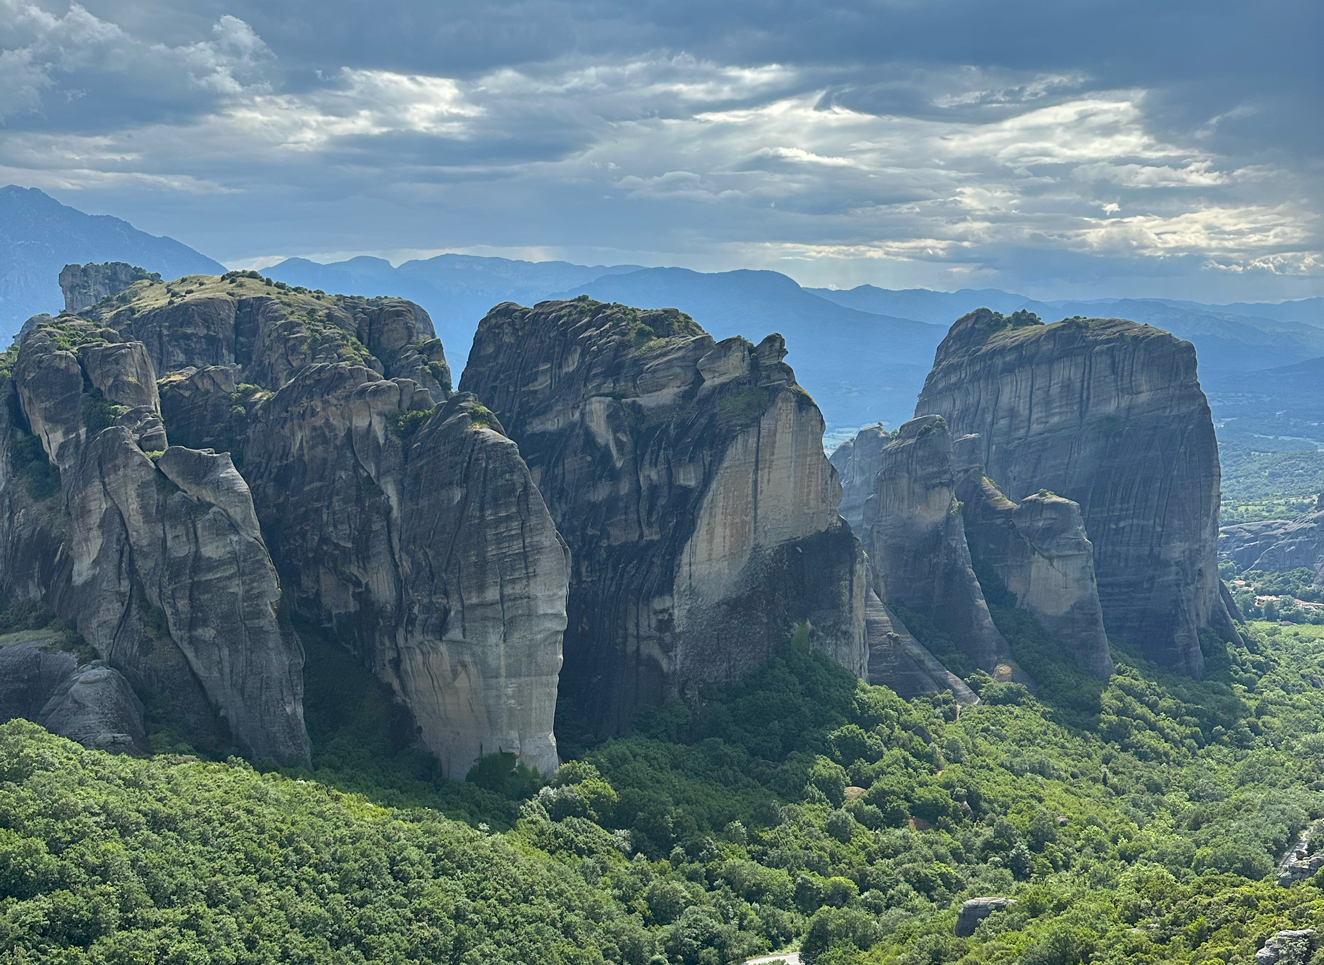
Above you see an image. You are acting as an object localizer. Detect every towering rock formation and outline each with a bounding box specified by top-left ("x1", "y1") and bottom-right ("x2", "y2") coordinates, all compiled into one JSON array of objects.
[
  {"x1": 915, "y1": 309, "x2": 1238, "y2": 675},
  {"x1": 242, "y1": 367, "x2": 567, "y2": 777},
  {"x1": 1, "y1": 316, "x2": 308, "y2": 762},
  {"x1": 461, "y1": 297, "x2": 867, "y2": 732},
  {"x1": 953, "y1": 436, "x2": 1114, "y2": 679},
  {"x1": 59, "y1": 262, "x2": 160, "y2": 313},
  {"x1": 829, "y1": 423, "x2": 889, "y2": 533},
  {"x1": 42, "y1": 269, "x2": 568, "y2": 775},
  {"x1": 862, "y1": 415, "x2": 1021, "y2": 680}
]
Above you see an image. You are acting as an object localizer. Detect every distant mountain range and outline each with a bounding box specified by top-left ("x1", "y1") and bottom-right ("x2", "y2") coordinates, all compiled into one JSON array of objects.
[
  {"x1": 0, "y1": 186, "x2": 223, "y2": 331},
  {"x1": 4, "y1": 185, "x2": 1322, "y2": 441}
]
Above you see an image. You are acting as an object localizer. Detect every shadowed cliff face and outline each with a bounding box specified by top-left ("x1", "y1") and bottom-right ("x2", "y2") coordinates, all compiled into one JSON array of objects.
[
  {"x1": 952, "y1": 435, "x2": 1115, "y2": 680},
  {"x1": 50, "y1": 270, "x2": 569, "y2": 776},
  {"x1": 2, "y1": 318, "x2": 308, "y2": 763},
  {"x1": 242, "y1": 367, "x2": 568, "y2": 778},
  {"x1": 863, "y1": 415, "x2": 1023, "y2": 683},
  {"x1": 461, "y1": 297, "x2": 867, "y2": 733},
  {"x1": 830, "y1": 424, "x2": 889, "y2": 535},
  {"x1": 915, "y1": 309, "x2": 1238, "y2": 675}
]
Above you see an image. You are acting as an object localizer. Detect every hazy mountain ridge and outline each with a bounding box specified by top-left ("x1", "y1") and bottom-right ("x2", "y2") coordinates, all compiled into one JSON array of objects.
[{"x1": 0, "y1": 186, "x2": 223, "y2": 333}]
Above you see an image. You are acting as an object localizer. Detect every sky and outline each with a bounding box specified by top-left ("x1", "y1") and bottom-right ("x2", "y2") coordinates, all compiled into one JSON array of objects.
[{"x1": 1, "y1": 0, "x2": 1320, "y2": 301}]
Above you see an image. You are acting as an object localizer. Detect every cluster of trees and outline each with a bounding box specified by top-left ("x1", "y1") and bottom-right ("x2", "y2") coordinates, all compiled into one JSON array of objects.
[{"x1": 6, "y1": 615, "x2": 1324, "y2": 962}]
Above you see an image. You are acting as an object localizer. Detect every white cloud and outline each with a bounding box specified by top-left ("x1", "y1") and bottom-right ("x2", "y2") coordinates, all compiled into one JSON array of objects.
[{"x1": 0, "y1": 2, "x2": 1318, "y2": 296}]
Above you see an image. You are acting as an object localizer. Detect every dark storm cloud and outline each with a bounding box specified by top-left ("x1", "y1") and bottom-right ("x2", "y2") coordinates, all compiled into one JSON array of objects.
[{"x1": 0, "y1": 0, "x2": 1319, "y2": 299}]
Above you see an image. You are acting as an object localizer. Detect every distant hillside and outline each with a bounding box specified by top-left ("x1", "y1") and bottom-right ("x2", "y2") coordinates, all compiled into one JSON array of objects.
[
  {"x1": 809, "y1": 285, "x2": 1033, "y2": 324},
  {"x1": 547, "y1": 267, "x2": 945, "y2": 432},
  {"x1": 265, "y1": 254, "x2": 642, "y2": 354},
  {"x1": 0, "y1": 186, "x2": 224, "y2": 338}
]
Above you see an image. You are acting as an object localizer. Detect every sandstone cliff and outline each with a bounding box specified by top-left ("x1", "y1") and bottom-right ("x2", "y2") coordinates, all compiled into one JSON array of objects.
[
  {"x1": 953, "y1": 436, "x2": 1115, "y2": 679},
  {"x1": 61, "y1": 270, "x2": 567, "y2": 776},
  {"x1": 59, "y1": 262, "x2": 160, "y2": 313},
  {"x1": 1, "y1": 316, "x2": 308, "y2": 762},
  {"x1": 829, "y1": 423, "x2": 889, "y2": 534},
  {"x1": 915, "y1": 309, "x2": 1238, "y2": 675},
  {"x1": 862, "y1": 415, "x2": 1022, "y2": 681},
  {"x1": 461, "y1": 297, "x2": 867, "y2": 732},
  {"x1": 242, "y1": 366, "x2": 567, "y2": 777}
]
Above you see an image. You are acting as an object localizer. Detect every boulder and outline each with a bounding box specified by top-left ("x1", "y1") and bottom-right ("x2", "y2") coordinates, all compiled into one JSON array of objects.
[
  {"x1": 0, "y1": 635, "x2": 147, "y2": 754},
  {"x1": 1256, "y1": 930, "x2": 1315, "y2": 965},
  {"x1": 955, "y1": 897, "x2": 1016, "y2": 937}
]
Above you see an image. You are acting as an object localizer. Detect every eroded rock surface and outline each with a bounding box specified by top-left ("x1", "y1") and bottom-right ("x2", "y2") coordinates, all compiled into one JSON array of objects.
[
  {"x1": 59, "y1": 262, "x2": 160, "y2": 313},
  {"x1": 829, "y1": 423, "x2": 889, "y2": 534},
  {"x1": 862, "y1": 415, "x2": 1021, "y2": 680},
  {"x1": 461, "y1": 297, "x2": 867, "y2": 732},
  {"x1": 1, "y1": 316, "x2": 308, "y2": 762},
  {"x1": 915, "y1": 309, "x2": 1238, "y2": 675},
  {"x1": 954, "y1": 435, "x2": 1114, "y2": 679},
  {"x1": 864, "y1": 589, "x2": 978, "y2": 703},
  {"x1": 243, "y1": 365, "x2": 567, "y2": 777},
  {"x1": 0, "y1": 636, "x2": 147, "y2": 754},
  {"x1": 955, "y1": 897, "x2": 1016, "y2": 937},
  {"x1": 1221, "y1": 497, "x2": 1324, "y2": 585},
  {"x1": 58, "y1": 270, "x2": 566, "y2": 776}
]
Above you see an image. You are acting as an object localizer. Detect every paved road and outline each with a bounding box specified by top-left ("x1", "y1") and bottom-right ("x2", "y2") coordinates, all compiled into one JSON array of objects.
[{"x1": 743, "y1": 954, "x2": 801, "y2": 965}]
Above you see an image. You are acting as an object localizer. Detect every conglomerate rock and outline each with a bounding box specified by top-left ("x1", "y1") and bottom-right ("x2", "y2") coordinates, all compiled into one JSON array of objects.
[
  {"x1": 1, "y1": 316, "x2": 308, "y2": 762},
  {"x1": 242, "y1": 365, "x2": 568, "y2": 777},
  {"x1": 1220, "y1": 495, "x2": 1324, "y2": 585},
  {"x1": 861, "y1": 415, "x2": 1022, "y2": 681},
  {"x1": 914, "y1": 309, "x2": 1238, "y2": 675},
  {"x1": 0, "y1": 635, "x2": 147, "y2": 754},
  {"x1": 55, "y1": 270, "x2": 567, "y2": 776},
  {"x1": 461, "y1": 296, "x2": 867, "y2": 733},
  {"x1": 953, "y1": 435, "x2": 1115, "y2": 679}
]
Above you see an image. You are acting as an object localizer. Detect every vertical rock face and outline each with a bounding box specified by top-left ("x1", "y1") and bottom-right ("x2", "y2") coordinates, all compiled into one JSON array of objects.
[
  {"x1": 953, "y1": 436, "x2": 1114, "y2": 679},
  {"x1": 2, "y1": 317, "x2": 308, "y2": 762},
  {"x1": 59, "y1": 262, "x2": 160, "y2": 313},
  {"x1": 50, "y1": 270, "x2": 566, "y2": 776},
  {"x1": 829, "y1": 424, "x2": 890, "y2": 534},
  {"x1": 915, "y1": 310, "x2": 1237, "y2": 675},
  {"x1": 242, "y1": 365, "x2": 568, "y2": 777},
  {"x1": 461, "y1": 297, "x2": 867, "y2": 733},
  {"x1": 864, "y1": 589, "x2": 978, "y2": 703},
  {"x1": 862, "y1": 415, "x2": 1020, "y2": 679}
]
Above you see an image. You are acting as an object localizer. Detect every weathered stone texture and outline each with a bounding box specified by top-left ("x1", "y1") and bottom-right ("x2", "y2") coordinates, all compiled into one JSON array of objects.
[
  {"x1": 59, "y1": 262, "x2": 159, "y2": 313},
  {"x1": 1, "y1": 317, "x2": 308, "y2": 763},
  {"x1": 461, "y1": 297, "x2": 867, "y2": 733},
  {"x1": 915, "y1": 310, "x2": 1238, "y2": 675},
  {"x1": 862, "y1": 415, "x2": 1021, "y2": 680},
  {"x1": 242, "y1": 364, "x2": 568, "y2": 777}
]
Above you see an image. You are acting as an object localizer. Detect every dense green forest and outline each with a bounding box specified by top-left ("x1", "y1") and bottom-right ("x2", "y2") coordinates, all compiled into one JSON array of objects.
[{"x1": 5, "y1": 614, "x2": 1324, "y2": 964}]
